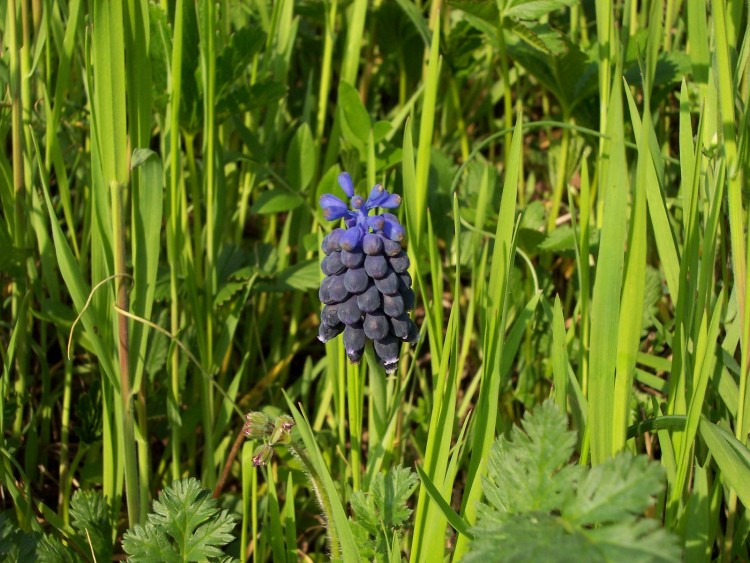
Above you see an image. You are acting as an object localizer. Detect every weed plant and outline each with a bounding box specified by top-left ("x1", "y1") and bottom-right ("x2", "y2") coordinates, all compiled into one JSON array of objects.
[{"x1": 1, "y1": 0, "x2": 750, "y2": 561}]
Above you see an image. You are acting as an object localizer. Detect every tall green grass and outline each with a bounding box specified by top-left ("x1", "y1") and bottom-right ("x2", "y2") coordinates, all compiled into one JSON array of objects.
[{"x1": 1, "y1": 0, "x2": 749, "y2": 560}]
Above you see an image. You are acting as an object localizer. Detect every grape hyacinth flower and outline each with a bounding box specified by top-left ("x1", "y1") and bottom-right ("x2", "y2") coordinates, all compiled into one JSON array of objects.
[{"x1": 318, "y1": 172, "x2": 418, "y2": 373}]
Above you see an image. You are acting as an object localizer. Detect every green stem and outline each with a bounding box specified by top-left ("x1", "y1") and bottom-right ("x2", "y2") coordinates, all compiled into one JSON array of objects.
[
  {"x1": 168, "y1": 0, "x2": 185, "y2": 483},
  {"x1": 58, "y1": 358, "x2": 73, "y2": 524},
  {"x1": 200, "y1": 0, "x2": 217, "y2": 486},
  {"x1": 288, "y1": 443, "x2": 341, "y2": 561},
  {"x1": 496, "y1": 18, "x2": 513, "y2": 170},
  {"x1": 111, "y1": 181, "x2": 140, "y2": 527},
  {"x1": 547, "y1": 115, "x2": 571, "y2": 232},
  {"x1": 8, "y1": 0, "x2": 29, "y2": 442},
  {"x1": 316, "y1": 0, "x2": 337, "y2": 143}
]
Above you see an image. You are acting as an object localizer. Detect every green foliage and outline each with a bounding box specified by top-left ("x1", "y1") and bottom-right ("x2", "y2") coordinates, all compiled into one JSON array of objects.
[
  {"x1": 350, "y1": 466, "x2": 419, "y2": 561},
  {"x1": 69, "y1": 490, "x2": 112, "y2": 561},
  {"x1": 0, "y1": 489, "x2": 111, "y2": 562},
  {"x1": 3, "y1": 0, "x2": 750, "y2": 560},
  {"x1": 0, "y1": 513, "x2": 43, "y2": 562},
  {"x1": 121, "y1": 478, "x2": 237, "y2": 562},
  {"x1": 465, "y1": 402, "x2": 680, "y2": 562}
]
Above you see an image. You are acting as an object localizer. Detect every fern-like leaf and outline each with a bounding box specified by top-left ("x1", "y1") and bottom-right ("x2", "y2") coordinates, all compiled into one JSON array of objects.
[
  {"x1": 465, "y1": 401, "x2": 681, "y2": 563},
  {"x1": 122, "y1": 478, "x2": 237, "y2": 562},
  {"x1": 350, "y1": 466, "x2": 418, "y2": 562},
  {"x1": 69, "y1": 489, "x2": 112, "y2": 561}
]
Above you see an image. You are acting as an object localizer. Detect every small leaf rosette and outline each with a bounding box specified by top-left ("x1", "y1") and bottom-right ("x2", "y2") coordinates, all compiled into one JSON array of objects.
[{"x1": 318, "y1": 172, "x2": 418, "y2": 373}]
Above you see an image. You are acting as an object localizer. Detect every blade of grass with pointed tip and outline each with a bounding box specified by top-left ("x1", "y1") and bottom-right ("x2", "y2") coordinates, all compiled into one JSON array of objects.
[
  {"x1": 454, "y1": 116, "x2": 523, "y2": 559},
  {"x1": 588, "y1": 72, "x2": 628, "y2": 465},
  {"x1": 623, "y1": 83, "x2": 681, "y2": 300},
  {"x1": 612, "y1": 82, "x2": 649, "y2": 452},
  {"x1": 415, "y1": 464, "x2": 474, "y2": 540},
  {"x1": 413, "y1": 14, "x2": 441, "y2": 247}
]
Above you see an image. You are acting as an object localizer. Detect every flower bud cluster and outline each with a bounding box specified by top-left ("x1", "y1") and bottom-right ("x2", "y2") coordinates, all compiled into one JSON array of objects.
[
  {"x1": 244, "y1": 412, "x2": 295, "y2": 467},
  {"x1": 318, "y1": 173, "x2": 418, "y2": 373}
]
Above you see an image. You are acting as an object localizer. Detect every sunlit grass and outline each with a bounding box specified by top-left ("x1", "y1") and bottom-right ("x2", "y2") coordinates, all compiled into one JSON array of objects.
[{"x1": 1, "y1": 0, "x2": 749, "y2": 560}]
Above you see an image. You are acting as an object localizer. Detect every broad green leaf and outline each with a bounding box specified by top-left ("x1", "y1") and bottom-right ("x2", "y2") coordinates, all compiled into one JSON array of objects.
[
  {"x1": 338, "y1": 81, "x2": 370, "y2": 150},
  {"x1": 255, "y1": 259, "x2": 320, "y2": 292},
  {"x1": 286, "y1": 123, "x2": 315, "y2": 191},
  {"x1": 250, "y1": 190, "x2": 305, "y2": 215},
  {"x1": 503, "y1": 0, "x2": 578, "y2": 21}
]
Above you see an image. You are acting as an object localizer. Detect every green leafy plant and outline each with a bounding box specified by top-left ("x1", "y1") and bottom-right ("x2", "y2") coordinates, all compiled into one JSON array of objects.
[
  {"x1": 0, "y1": 489, "x2": 111, "y2": 562},
  {"x1": 121, "y1": 478, "x2": 236, "y2": 562},
  {"x1": 350, "y1": 466, "x2": 419, "y2": 562},
  {"x1": 464, "y1": 402, "x2": 680, "y2": 562}
]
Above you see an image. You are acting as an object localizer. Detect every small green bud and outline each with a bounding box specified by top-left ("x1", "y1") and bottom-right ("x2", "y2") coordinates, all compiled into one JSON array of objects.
[
  {"x1": 269, "y1": 415, "x2": 294, "y2": 445},
  {"x1": 252, "y1": 443, "x2": 274, "y2": 467},
  {"x1": 277, "y1": 415, "x2": 295, "y2": 431},
  {"x1": 244, "y1": 412, "x2": 273, "y2": 440}
]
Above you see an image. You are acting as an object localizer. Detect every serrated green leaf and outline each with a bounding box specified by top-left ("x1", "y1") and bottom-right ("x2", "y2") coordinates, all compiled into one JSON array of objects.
[
  {"x1": 482, "y1": 402, "x2": 579, "y2": 514},
  {"x1": 371, "y1": 466, "x2": 418, "y2": 529},
  {"x1": 122, "y1": 478, "x2": 236, "y2": 562},
  {"x1": 69, "y1": 490, "x2": 112, "y2": 560},
  {"x1": 122, "y1": 524, "x2": 180, "y2": 562},
  {"x1": 36, "y1": 535, "x2": 79, "y2": 563},
  {"x1": 350, "y1": 466, "x2": 418, "y2": 563},
  {"x1": 565, "y1": 454, "x2": 664, "y2": 525},
  {"x1": 466, "y1": 402, "x2": 680, "y2": 562}
]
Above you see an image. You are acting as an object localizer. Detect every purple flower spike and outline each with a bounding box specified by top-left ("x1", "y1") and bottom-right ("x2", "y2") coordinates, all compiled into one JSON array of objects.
[
  {"x1": 318, "y1": 171, "x2": 418, "y2": 374},
  {"x1": 365, "y1": 184, "x2": 389, "y2": 208},
  {"x1": 367, "y1": 215, "x2": 385, "y2": 231},
  {"x1": 340, "y1": 227, "x2": 363, "y2": 251},
  {"x1": 382, "y1": 213, "x2": 405, "y2": 241},
  {"x1": 320, "y1": 194, "x2": 349, "y2": 221},
  {"x1": 378, "y1": 193, "x2": 402, "y2": 209},
  {"x1": 319, "y1": 171, "x2": 405, "y2": 245},
  {"x1": 338, "y1": 172, "x2": 355, "y2": 198}
]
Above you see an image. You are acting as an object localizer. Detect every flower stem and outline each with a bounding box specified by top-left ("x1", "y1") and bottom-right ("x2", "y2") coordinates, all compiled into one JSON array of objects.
[{"x1": 287, "y1": 443, "x2": 341, "y2": 561}]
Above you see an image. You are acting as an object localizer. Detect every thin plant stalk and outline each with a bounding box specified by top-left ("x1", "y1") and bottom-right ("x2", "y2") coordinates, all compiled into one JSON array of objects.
[
  {"x1": 199, "y1": 0, "x2": 218, "y2": 488},
  {"x1": 111, "y1": 180, "x2": 141, "y2": 527},
  {"x1": 167, "y1": 0, "x2": 185, "y2": 483}
]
